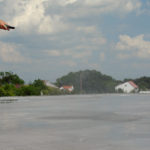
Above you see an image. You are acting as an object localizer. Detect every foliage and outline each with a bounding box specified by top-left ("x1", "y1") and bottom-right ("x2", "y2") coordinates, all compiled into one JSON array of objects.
[
  {"x1": 32, "y1": 79, "x2": 47, "y2": 90},
  {"x1": 0, "y1": 87, "x2": 6, "y2": 96},
  {"x1": 42, "y1": 87, "x2": 62, "y2": 95},
  {"x1": 134, "y1": 76, "x2": 150, "y2": 90},
  {"x1": 56, "y1": 70, "x2": 119, "y2": 94},
  {"x1": 0, "y1": 73, "x2": 62, "y2": 97},
  {"x1": 16, "y1": 85, "x2": 40, "y2": 96},
  {"x1": 0, "y1": 72, "x2": 24, "y2": 85},
  {"x1": 0, "y1": 71, "x2": 150, "y2": 97},
  {"x1": 116, "y1": 88, "x2": 124, "y2": 93},
  {"x1": 0, "y1": 84, "x2": 17, "y2": 96}
]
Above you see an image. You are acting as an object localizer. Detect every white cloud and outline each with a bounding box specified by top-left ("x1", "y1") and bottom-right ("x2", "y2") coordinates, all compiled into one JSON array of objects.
[
  {"x1": 44, "y1": 25, "x2": 106, "y2": 60},
  {"x1": 91, "y1": 37, "x2": 107, "y2": 45},
  {"x1": 75, "y1": 25, "x2": 107, "y2": 47},
  {"x1": 45, "y1": 50, "x2": 61, "y2": 56},
  {"x1": 125, "y1": 1, "x2": 141, "y2": 12},
  {"x1": 84, "y1": 0, "x2": 141, "y2": 9},
  {"x1": 0, "y1": 41, "x2": 28, "y2": 63},
  {"x1": 45, "y1": 49, "x2": 92, "y2": 59},
  {"x1": 77, "y1": 26, "x2": 97, "y2": 34},
  {"x1": 117, "y1": 53, "x2": 130, "y2": 59},
  {"x1": 88, "y1": 63, "x2": 100, "y2": 70},
  {"x1": 61, "y1": 0, "x2": 77, "y2": 6},
  {"x1": 3, "y1": 0, "x2": 67, "y2": 34},
  {"x1": 116, "y1": 34, "x2": 150, "y2": 59},
  {"x1": 0, "y1": 0, "x2": 142, "y2": 35},
  {"x1": 72, "y1": 50, "x2": 92, "y2": 59},
  {"x1": 75, "y1": 0, "x2": 142, "y2": 16},
  {"x1": 55, "y1": 0, "x2": 141, "y2": 14},
  {"x1": 99, "y1": 52, "x2": 105, "y2": 61},
  {"x1": 61, "y1": 60, "x2": 77, "y2": 67}
]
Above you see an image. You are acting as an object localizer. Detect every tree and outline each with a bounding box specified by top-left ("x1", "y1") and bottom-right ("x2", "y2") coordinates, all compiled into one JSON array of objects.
[
  {"x1": 56, "y1": 70, "x2": 118, "y2": 94},
  {"x1": 32, "y1": 79, "x2": 47, "y2": 90},
  {"x1": 16, "y1": 85, "x2": 40, "y2": 96},
  {"x1": 0, "y1": 72, "x2": 24, "y2": 85},
  {"x1": 134, "y1": 76, "x2": 150, "y2": 90},
  {"x1": 0, "y1": 84, "x2": 17, "y2": 96},
  {"x1": 0, "y1": 87, "x2": 6, "y2": 96}
]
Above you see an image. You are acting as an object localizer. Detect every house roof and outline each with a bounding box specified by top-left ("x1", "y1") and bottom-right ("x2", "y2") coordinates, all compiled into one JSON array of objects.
[
  {"x1": 128, "y1": 81, "x2": 138, "y2": 88},
  {"x1": 62, "y1": 86, "x2": 73, "y2": 89}
]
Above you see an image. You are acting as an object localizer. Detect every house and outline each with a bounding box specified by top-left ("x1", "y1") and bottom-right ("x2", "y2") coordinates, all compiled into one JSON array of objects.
[
  {"x1": 60, "y1": 85, "x2": 74, "y2": 92},
  {"x1": 43, "y1": 80, "x2": 58, "y2": 88},
  {"x1": 115, "y1": 81, "x2": 139, "y2": 93}
]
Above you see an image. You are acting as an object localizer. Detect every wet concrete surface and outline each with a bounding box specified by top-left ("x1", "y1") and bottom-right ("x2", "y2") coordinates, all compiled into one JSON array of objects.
[{"x1": 0, "y1": 94, "x2": 150, "y2": 150}]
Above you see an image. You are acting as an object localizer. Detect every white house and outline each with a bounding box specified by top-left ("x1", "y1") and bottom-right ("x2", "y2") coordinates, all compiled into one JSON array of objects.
[
  {"x1": 60, "y1": 85, "x2": 74, "y2": 92},
  {"x1": 115, "y1": 81, "x2": 139, "y2": 93},
  {"x1": 43, "y1": 80, "x2": 58, "y2": 88}
]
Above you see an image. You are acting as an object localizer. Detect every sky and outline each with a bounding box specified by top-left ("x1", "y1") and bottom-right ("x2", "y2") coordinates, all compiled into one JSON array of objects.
[{"x1": 0, "y1": 0, "x2": 150, "y2": 82}]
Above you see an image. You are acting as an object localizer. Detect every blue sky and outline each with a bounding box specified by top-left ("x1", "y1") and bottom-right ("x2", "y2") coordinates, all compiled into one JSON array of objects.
[{"x1": 0, "y1": 0, "x2": 150, "y2": 82}]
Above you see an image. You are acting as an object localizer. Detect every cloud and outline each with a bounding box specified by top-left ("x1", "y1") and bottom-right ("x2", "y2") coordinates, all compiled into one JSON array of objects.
[
  {"x1": 99, "y1": 52, "x2": 105, "y2": 61},
  {"x1": 71, "y1": 50, "x2": 92, "y2": 59},
  {"x1": 3, "y1": 0, "x2": 67, "y2": 34},
  {"x1": 84, "y1": 0, "x2": 141, "y2": 11},
  {"x1": 0, "y1": 41, "x2": 28, "y2": 63},
  {"x1": 45, "y1": 24, "x2": 106, "y2": 61},
  {"x1": 0, "y1": 0, "x2": 142, "y2": 35},
  {"x1": 63, "y1": 0, "x2": 142, "y2": 18},
  {"x1": 88, "y1": 63, "x2": 100, "y2": 70},
  {"x1": 60, "y1": 0, "x2": 77, "y2": 6},
  {"x1": 117, "y1": 53, "x2": 131, "y2": 59},
  {"x1": 45, "y1": 50, "x2": 61, "y2": 56},
  {"x1": 116, "y1": 34, "x2": 150, "y2": 59},
  {"x1": 77, "y1": 26, "x2": 97, "y2": 34},
  {"x1": 45, "y1": 49, "x2": 92, "y2": 59},
  {"x1": 61, "y1": 60, "x2": 77, "y2": 67}
]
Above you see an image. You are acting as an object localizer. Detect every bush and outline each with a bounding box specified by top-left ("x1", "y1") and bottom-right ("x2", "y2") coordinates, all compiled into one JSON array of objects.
[
  {"x1": 0, "y1": 87, "x2": 6, "y2": 96},
  {"x1": 16, "y1": 85, "x2": 40, "y2": 96}
]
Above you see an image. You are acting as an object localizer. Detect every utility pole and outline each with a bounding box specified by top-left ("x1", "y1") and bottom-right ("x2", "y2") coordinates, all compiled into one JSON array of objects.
[{"x1": 80, "y1": 72, "x2": 82, "y2": 94}]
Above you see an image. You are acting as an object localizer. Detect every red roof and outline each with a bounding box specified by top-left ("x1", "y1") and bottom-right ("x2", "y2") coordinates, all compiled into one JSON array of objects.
[
  {"x1": 129, "y1": 81, "x2": 138, "y2": 88},
  {"x1": 63, "y1": 86, "x2": 73, "y2": 89}
]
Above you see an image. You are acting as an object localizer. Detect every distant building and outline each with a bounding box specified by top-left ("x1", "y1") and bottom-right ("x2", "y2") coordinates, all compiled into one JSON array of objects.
[
  {"x1": 60, "y1": 85, "x2": 74, "y2": 92},
  {"x1": 43, "y1": 80, "x2": 58, "y2": 88},
  {"x1": 115, "y1": 81, "x2": 139, "y2": 93}
]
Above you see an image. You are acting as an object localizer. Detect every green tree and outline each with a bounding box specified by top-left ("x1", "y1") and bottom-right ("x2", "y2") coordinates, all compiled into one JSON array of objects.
[
  {"x1": 56, "y1": 70, "x2": 118, "y2": 94},
  {"x1": 0, "y1": 72, "x2": 24, "y2": 85},
  {"x1": 0, "y1": 87, "x2": 6, "y2": 96},
  {"x1": 134, "y1": 76, "x2": 150, "y2": 90},
  {"x1": 1, "y1": 84, "x2": 17, "y2": 96},
  {"x1": 32, "y1": 79, "x2": 47, "y2": 90},
  {"x1": 16, "y1": 85, "x2": 40, "y2": 96}
]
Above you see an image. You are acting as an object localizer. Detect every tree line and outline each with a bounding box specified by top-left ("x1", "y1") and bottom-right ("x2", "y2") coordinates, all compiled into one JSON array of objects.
[
  {"x1": 0, "y1": 70, "x2": 150, "y2": 96},
  {"x1": 0, "y1": 72, "x2": 62, "y2": 96},
  {"x1": 56, "y1": 70, "x2": 150, "y2": 94},
  {"x1": 56, "y1": 70, "x2": 119, "y2": 94}
]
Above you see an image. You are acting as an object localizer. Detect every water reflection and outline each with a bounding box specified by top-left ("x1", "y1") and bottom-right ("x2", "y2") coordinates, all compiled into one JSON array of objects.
[{"x1": 0, "y1": 98, "x2": 18, "y2": 104}]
